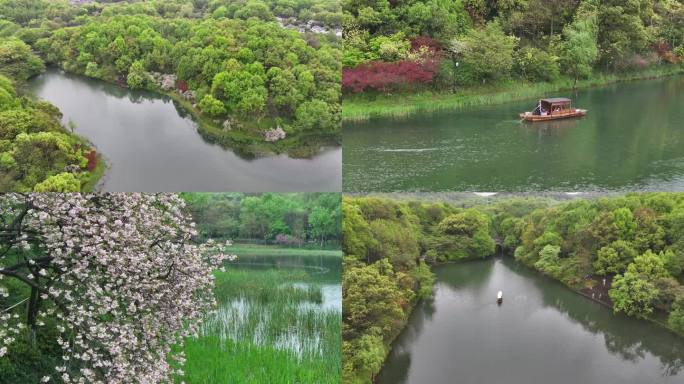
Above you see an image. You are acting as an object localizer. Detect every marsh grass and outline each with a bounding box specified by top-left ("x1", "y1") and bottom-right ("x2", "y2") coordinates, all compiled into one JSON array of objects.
[
  {"x1": 342, "y1": 66, "x2": 683, "y2": 121},
  {"x1": 229, "y1": 243, "x2": 343, "y2": 258},
  {"x1": 180, "y1": 264, "x2": 341, "y2": 383},
  {"x1": 182, "y1": 337, "x2": 339, "y2": 384}
]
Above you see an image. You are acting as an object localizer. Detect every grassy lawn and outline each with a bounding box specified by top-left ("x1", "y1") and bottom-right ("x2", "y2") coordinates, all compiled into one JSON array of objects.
[{"x1": 342, "y1": 65, "x2": 683, "y2": 121}]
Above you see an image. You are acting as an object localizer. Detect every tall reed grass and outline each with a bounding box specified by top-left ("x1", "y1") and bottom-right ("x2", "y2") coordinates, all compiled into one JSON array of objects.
[{"x1": 179, "y1": 261, "x2": 341, "y2": 383}]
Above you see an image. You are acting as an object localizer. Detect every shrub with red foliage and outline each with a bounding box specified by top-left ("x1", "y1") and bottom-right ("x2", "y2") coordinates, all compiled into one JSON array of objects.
[
  {"x1": 86, "y1": 150, "x2": 97, "y2": 171},
  {"x1": 176, "y1": 80, "x2": 189, "y2": 92},
  {"x1": 342, "y1": 59, "x2": 440, "y2": 93}
]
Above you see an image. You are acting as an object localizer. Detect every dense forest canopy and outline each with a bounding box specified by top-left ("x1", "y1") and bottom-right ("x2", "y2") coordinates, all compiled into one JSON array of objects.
[
  {"x1": 0, "y1": 0, "x2": 342, "y2": 191},
  {"x1": 342, "y1": 0, "x2": 684, "y2": 93},
  {"x1": 343, "y1": 193, "x2": 684, "y2": 383},
  {"x1": 0, "y1": 0, "x2": 342, "y2": 134},
  {"x1": 0, "y1": 40, "x2": 98, "y2": 192},
  {"x1": 182, "y1": 192, "x2": 341, "y2": 246}
]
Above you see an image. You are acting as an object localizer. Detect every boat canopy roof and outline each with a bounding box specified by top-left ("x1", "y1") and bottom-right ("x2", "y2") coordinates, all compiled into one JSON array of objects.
[{"x1": 541, "y1": 97, "x2": 571, "y2": 105}]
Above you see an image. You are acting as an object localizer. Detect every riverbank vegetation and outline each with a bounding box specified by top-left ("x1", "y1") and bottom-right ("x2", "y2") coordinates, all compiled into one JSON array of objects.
[
  {"x1": 0, "y1": 38, "x2": 101, "y2": 192},
  {"x1": 1, "y1": 193, "x2": 341, "y2": 383},
  {"x1": 342, "y1": 0, "x2": 684, "y2": 120},
  {"x1": 182, "y1": 192, "x2": 341, "y2": 248},
  {"x1": 0, "y1": 0, "x2": 341, "y2": 152},
  {"x1": 343, "y1": 193, "x2": 684, "y2": 382},
  {"x1": 180, "y1": 266, "x2": 341, "y2": 383}
]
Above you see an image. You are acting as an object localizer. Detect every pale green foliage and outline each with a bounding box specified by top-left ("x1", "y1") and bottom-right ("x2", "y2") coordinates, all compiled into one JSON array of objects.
[
  {"x1": 198, "y1": 94, "x2": 226, "y2": 117},
  {"x1": 534, "y1": 244, "x2": 561, "y2": 276},
  {"x1": 514, "y1": 47, "x2": 560, "y2": 82},
  {"x1": 593, "y1": 240, "x2": 637, "y2": 275},
  {"x1": 668, "y1": 300, "x2": 684, "y2": 334},
  {"x1": 33, "y1": 172, "x2": 80, "y2": 192},
  {"x1": 609, "y1": 271, "x2": 659, "y2": 318},
  {"x1": 0, "y1": 37, "x2": 44, "y2": 81},
  {"x1": 126, "y1": 60, "x2": 148, "y2": 89},
  {"x1": 462, "y1": 21, "x2": 518, "y2": 82},
  {"x1": 559, "y1": 6, "x2": 598, "y2": 83},
  {"x1": 368, "y1": 33, "x2": 411, "y2": 62}
]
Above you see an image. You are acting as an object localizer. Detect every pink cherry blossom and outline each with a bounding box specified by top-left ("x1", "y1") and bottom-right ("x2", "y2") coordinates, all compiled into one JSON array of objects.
[{"x1": 1, "y1": 193, "x2": 234, "y2": 383}]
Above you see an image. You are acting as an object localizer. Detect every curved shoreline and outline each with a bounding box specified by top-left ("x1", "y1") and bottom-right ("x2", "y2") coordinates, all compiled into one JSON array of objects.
[
  {"x1": 342, "y1": 66, "x2": 683, "y2": 122},
  {"x1": 372, "y1": 255, "x2": 684, "y2": 383},
  {"x1": 43, "y1": 66, "x2": 341, "y2": 158}
]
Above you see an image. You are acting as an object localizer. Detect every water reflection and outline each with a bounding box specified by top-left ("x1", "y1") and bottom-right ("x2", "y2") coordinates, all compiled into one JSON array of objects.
[
  {"x1": 378, "y1": 258, "x2": 684, "y2": 384},
  {"x1": 29, "y1": 69, "x2": 341, "y2": 192},
  {"x1": 344, "y1": 76, "x2": 684, "y2": 192}
]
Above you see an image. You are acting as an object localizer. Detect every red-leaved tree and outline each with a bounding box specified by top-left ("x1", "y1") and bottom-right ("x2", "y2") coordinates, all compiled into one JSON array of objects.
[{"x1": 342, "y1": 59, "x2": 440, "y2": 93}]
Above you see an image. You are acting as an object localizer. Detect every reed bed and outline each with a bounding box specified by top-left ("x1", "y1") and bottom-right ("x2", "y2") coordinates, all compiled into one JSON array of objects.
[
  {"x1": 228, "y1": 244, "x2": 343, "y2": 258},
  {"x1": 180, "y1": 264, "x2": 341, "y2": 383}
]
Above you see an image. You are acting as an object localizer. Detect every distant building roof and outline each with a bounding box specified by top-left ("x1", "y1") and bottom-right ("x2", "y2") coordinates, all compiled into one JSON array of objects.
[{"x1": 541, "y1": 97, "x2": 571, "y2": 104}]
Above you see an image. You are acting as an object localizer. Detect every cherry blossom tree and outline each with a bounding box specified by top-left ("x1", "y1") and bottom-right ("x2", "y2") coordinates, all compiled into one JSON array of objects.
[{"x1": 0, "y1": 193, "x2": 233, "y2": 383}]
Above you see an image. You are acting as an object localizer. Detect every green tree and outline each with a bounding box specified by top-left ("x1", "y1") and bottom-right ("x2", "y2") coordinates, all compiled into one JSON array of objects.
[
  {"x1": 514, "y1": 47, "x2": 560, "y2": 82},
  {"x1": 0, "y1": 38, "x2": 44, "y2": 80},
  {"x1": 295, "y1": 100, "x2": 334, "y2": 131},
  {"x1": 343, "y1": 259, "x2": 408, "y2": 340},
  {"x1": 462, "y1": 21, "x2": 518, "y2": 83},
  {"x1": 613, "y1": 207, "x2": 637, "y2": 239},
  {"x1": 33, "y1": 172, "x2": 80, "y2": 192},
  {"x1": 126, "y1": 60, "x2": 148, "y2": 90},
  {"x1": 309, "y1": 205, "x2": 335, "y2": 247},
  {"x1": 609, "y1": 271, "x2": 659, "y2": 318},
  {"x1": 593, "y1": 240, "x2": 637, "y2": 275},
  {"x1": 198, "y1": 94, "x2": 226, "y2": 117},
  {"x1": 668, "y1": 299, "x2": 684, "y2": 335}
]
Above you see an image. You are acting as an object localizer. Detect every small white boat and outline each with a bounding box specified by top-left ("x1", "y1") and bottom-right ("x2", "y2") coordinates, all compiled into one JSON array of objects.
[{"x1": 497, "y1": 291, "x2": 503, "y2": 304}]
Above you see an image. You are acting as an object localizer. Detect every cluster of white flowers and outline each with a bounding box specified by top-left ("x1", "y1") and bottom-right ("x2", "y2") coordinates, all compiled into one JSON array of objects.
[{"x1": 0, "y1": 193, "x2": 234, "y2": 383}]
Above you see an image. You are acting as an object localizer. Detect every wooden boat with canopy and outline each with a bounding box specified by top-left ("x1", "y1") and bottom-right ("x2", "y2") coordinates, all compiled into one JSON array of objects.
[{"x1": 519, "y1": 97, "x2": 587, "y2": 122}]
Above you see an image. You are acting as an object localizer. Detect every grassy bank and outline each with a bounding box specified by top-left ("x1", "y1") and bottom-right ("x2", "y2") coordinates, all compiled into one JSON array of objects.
[
  {"x1": 182, "y1": 338, "x2": 337, "y2": 384},
  {"x1": 342, "y1": 65, "x2": 683, "y2": 121},
  {"x1": 230, "y1": 243, "x2": 342, "y2": 258}
]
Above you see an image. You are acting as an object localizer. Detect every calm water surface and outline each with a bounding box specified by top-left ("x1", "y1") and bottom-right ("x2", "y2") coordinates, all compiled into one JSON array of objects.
[
  {"x1": 29, "y1": 69, "x2": 341, "y2": 192},
  {"x1": 378, "y1": 258, "x2": 684, "y2": 384},
  {"x1": 344, "y1": 76, "x2": 684, "y2": 192}
]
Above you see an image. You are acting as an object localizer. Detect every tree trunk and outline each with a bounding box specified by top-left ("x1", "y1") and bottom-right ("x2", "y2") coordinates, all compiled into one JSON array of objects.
[{"x1": 27, "y1": 286, "x2": 40, "y2": 345}]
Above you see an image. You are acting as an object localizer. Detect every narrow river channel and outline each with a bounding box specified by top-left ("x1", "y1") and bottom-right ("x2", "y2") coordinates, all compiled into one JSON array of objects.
[
  {"x1": 378, "y1": 257, "x2": 684, "y2": 384},
  {"x1": 28, "y1": 69, "x2": 341, "y2": 192},
  {"x1": 344, "y1": 75, "x2": 684, "y2": 192}
]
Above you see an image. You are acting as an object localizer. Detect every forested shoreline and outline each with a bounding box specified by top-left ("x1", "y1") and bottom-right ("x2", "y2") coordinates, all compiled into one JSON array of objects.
[
  {"x1": 341, "y1": 0, "x2": 684, "y2": 119},
  {"x1": 182, "y1": 192, "x2": 341, "y2": 247},
  {"x1": 343, "y1": 193, "x2": 684, "y2": 383},
  {"x1": 0, "y1": 37, "x2": 103, "y2": 192},
  {"x1": 0, "y1": 0, "x2": 342, "y2": 191}
]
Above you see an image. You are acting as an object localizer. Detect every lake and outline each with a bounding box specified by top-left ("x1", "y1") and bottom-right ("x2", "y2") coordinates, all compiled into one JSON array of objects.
[
  {"x1": 28, "y1": 69, "x2": 341, "y2": 192},
  {"x1": 378, "y1": 257, "x2": 684, "y2": 384},
  {"x1": 343, "y1": 76, "x2": 684, "y2": 192}
]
